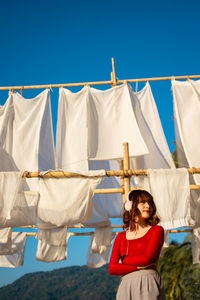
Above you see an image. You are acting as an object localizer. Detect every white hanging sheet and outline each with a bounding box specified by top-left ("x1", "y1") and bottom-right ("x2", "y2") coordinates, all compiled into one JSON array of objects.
[
  {"x1": 172, "y1": 80, "x2": 200, "y2": 226},
  {"x1": 0, "y1": 228, "x2": 12, "y2": 255},
  {"x1": 91, "y1": 225, "x2": 115, "y2": 255},
  {"x1": 56, "y1": 85, "x2": 148, "y2": 165},
  {"x1": 143, "y1": 168, "x2": 191, "y2": 230},
  {"x1": 0, "y1": 232, "x2": 27, "y2": 268},
  {"x1": 56, "y1": 87, "x2": 88, "y2": 171},
  {"x1": 36, "y1": 228, "x2": 70, "y2": 262},
  {"x1": 87, "y1": 231, "x2": 114, "y2": 268},
  {"x1": 88, "y1": 84, "x2": 148, "y2": 159},
  {"x1": 0, "y1": 90, "x2": 56, "y2": 190},
  {"x1": 130, "y1": 82, "x2": 175, "y2": 171},
  {"x1": 38, "y1": 170, "x2": 105, "y2": 227},
  {"x1": 0, "y1": 172, "x2": 39, "y2": 228},
  {"x1": 192, "y1": 228, "x2": 200, "y2": 264}
]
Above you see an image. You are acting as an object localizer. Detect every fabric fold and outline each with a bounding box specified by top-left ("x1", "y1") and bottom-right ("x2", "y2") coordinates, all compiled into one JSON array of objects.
[
  {"x1": 36, "y1": 228, "x2": 70, "y2": 262},
  {"x1": 0, "y1": 232, "x2": 27, "y2": 267},
  {"x1": 38, "y1": 170, "x2": 105, "y2": 227},
  {"x1": 139, "y1": 168, "x2": 191, "y2": 230},
  {"x1": 87, "y1": 227, "x2": 115, "y2": 268},
  {"x1": 0, "y1": 228, "x2": 12, "y2": 255}
]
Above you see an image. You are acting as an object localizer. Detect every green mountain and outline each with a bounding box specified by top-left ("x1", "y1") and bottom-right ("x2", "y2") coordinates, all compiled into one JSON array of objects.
[{"x1": 0, "y1": 265, "x2": 120, "y2": 300}]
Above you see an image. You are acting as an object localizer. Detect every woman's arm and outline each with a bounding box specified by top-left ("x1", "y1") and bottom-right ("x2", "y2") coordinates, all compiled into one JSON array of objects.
[
  {"x1": 109, "y1": 234, "x2": 138, "y2": 276},
  {"x1": 123, "y1": 226, "x2": 164, "y2": 267}
]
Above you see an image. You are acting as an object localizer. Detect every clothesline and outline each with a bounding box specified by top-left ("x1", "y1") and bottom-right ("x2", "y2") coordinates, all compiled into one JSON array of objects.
[
  {"x1": 23, "y1": 228, "x2": 193, "y2": 237},
  {"x1": 0, "y1": 58, "x2": 199, "y2": 91},
  {"x1": 22, "y1": 168, "x2": 200, "y2": 191}
]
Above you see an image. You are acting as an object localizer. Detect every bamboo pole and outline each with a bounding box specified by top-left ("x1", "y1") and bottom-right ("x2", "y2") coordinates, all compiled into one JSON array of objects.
[
  {"x1": 123, "y1": 142, "x2": 131, "y2": 203},
  {"x1": 1, "y1": 75, "x2": 200, "y2": 91},
  {"x1": 23, "y1": 167, "x2": 200, "y2": 179},
  {"x1": 25, "y1": 228, "x2": 193, "y2": 237},
  {"x1": 111, "y1": 57, "x2": 117, "y2": 87}
]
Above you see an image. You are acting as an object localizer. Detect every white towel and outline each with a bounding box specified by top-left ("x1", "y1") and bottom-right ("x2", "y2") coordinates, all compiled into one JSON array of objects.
[
  {"x1": 87, "y1": 231, "x2": 114, "y2": 268},
  {"x1": 91, "y1": 226, "x2": 115, "y2": 255},
  {"x1": 36, "y1": 228, "x2": 70, "y2": 262},
  {"x1": 192, "y1": 228, "x2": 200, "y2": 264},
  {"x1": 0, "y1": 228, "x2": 12, "y2": 255},
  {"x1": 38, "y1": 170, "x2": 105, "y2": 227},
  {"x1": 0, "y1": 232, "x2": 27, "y2": 267},
  {"x1": 147, "y1": 168, "x2": 190, "y2": 230}
]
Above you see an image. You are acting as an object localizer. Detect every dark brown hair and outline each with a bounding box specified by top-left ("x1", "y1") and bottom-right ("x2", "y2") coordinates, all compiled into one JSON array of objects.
[{"x1": 123, "y1": 189, "x2": 160, "y2": 231}]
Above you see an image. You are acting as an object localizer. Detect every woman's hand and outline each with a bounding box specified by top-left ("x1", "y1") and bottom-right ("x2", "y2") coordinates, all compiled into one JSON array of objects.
[{"x1": 118, "y1": 259, "x2": 122, "y2": 264}]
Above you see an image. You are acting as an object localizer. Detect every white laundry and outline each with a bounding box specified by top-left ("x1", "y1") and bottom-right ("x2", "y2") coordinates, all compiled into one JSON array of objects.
[
  {"x1": 83, "y1": 160, "x2": 123, "y2": 226},
  {"x1": 131, "y1": 82, "x2": 175, "y2": 170},
  {"x1": 0, "y1": 148, "x2": 18, "y2": 171},
  {"x1": 0, "y1": 90, "x2": 56, "y2": 190},
  {"x1": 172, "y1": 79, "x2": 200, "y2": 225},
  {"x1": 38, "y1": 170, "x2": 105, "y2": 227},
  {"x1": 36, "y1": 228, "x2": 70, "y2": 262},
  {"x1": 88, "y1": 84, "x2": 148, "y2": 160},
  {"x1": 192, "y1": 228, "x2": 200, "y2": 264},
  {"x1": 56, "y1": 87, "x2": 89, "y2": 172},
  {"x1": 0, "y1": 228, "x2": 12, "y2": 255},
  {"x1": 91, "y1": 226, "x2": 115, "y2": 255},
  {"x1": 0, "y1": 232, "x2": 27, "y2": 267},
  {"x1": 87, "y1": 232, "x2": 114, "y2": 268},
  {"x1": 0, "y1": 172, "x2": 39, "y2": 228},
  {"x1": 146, "y1": 169, "x2": 190, "y2": 230},
  {"x1": 56, "y1": 85, "x2": 148, "y2": 168},
  {"x1": 160, "y1": 230, "x2": 170, "y2": 257}
]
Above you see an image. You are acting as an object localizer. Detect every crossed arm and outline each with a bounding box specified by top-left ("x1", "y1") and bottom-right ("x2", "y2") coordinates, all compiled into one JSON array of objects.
[{"x1": 109, "y1": 226, "x2": 164, "y2": 276}]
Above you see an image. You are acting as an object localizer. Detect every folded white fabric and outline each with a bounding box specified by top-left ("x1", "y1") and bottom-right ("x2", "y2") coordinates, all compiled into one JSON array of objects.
[
  {"x1": 0, "y1": 232, "x2": 27, "y2": 267},
  {"x1": 147, "y1": 168, "x2": 190, "y2": 230},
  {"x1": 192, "y1": 228, "x2": 200, "y2": 264},
  {"x1": 0, "y1": 228, "x2": 12, "y2": 255},
  {"x1": 38, "y1": 170, "x2": 105, "y2": 227},
  {"x1": 36, "y1": 228, "x2": 70, "y2": 262},
  {"x1": 91, "y1": 226, "x2": 115, "y2": 255},
  {"x1": 87, "y1": 231, "x2": 114, "y2": 268}
]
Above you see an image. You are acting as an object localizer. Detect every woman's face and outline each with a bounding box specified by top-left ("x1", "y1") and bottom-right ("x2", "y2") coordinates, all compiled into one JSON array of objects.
[{"x1": 137, "y1": 199, "x2": 153, "y2": 219}]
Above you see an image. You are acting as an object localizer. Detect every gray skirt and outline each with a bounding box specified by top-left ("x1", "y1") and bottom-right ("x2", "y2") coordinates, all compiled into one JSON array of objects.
[{"x1": 116, "y1": 270, "x2": 165, "y2": 300}]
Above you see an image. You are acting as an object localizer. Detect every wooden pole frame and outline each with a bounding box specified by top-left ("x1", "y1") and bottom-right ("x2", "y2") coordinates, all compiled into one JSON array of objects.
[{"x1": 0, "y1": 58, "x2": 199, "y2": 91}]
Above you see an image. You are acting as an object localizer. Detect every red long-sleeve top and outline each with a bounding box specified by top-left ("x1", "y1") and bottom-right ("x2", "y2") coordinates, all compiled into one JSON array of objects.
[{"x1": 109, "y1": 225, "x2": 164, "y2": 276}]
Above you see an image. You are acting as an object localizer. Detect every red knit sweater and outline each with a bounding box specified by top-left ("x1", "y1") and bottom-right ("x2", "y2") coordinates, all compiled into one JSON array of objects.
[{"x1": 109, "y1": 225, "x2": 164, "y2": 276}]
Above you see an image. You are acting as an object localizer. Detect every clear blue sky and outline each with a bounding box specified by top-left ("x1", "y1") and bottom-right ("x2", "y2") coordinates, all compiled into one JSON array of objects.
[{"x1": 0, "y1": 0, "x2": 199, "y2": 287}]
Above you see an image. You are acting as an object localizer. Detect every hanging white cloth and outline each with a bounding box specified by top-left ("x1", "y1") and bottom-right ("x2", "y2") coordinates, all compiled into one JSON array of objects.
[
  {"x1": 56, "y1": 85, "x2": 148, "y2": 167},
  {"x1": 130, "y1": 82, "x2": 175, "y2": 171},
  {"x1": 87, "y1": 231, "x2": 115, "y2": 268},
  {"x1": 36, "y1": 228, "x2": 70, "y2": 262},
  {"x1": 38, "y1": 170, "x2": 105, "y2": 227},
  {"x1": 0, "y1": 232, "x2": 27, "y2": 267},
  {"x1": 0, "y1": 228, "x2": 12, "y2": 255},
  {"x1": 91, "y1": 226, "x2": 115, "y2": 255},
  {"x1": 192, "y1": 228, "x2": 200, "y2": 264},
  {"x1": 87, "y1": 84, "x2": 148, "y2": 160},
  {"x1": 0, "y1": 90, "x2": 56, "y2": 190},
  {"x1": 172, "y1": 79, "x2": 200, "y2": 225},
  {"x1": 0, "y1": 172, "x2": 39, "y2": 228},
  {"x1": 139, "y1": 168, "x2": 191, "y2": 230}
]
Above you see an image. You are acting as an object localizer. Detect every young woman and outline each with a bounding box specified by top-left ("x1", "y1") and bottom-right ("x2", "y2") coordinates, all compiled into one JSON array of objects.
[{"x1": 109, "y1": 189, "x2": 165, "y2": 300}]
